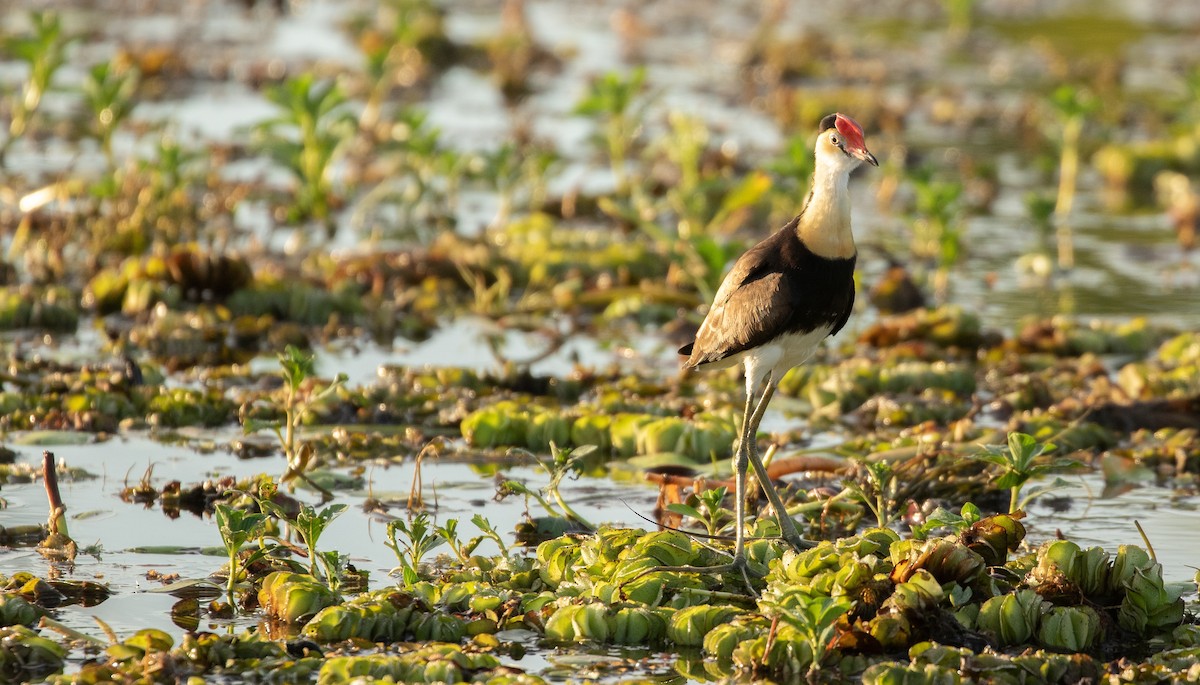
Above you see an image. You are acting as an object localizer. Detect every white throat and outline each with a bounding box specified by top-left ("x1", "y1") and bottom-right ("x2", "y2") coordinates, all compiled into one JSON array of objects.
[{"x1": 797, "y1": 153, "x2": 858, "y2": 260}]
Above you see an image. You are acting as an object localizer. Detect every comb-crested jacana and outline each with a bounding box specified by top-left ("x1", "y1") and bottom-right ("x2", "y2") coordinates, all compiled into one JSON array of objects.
[{"x1": 679, "y1": 113, "x2": 877, "y2": 574}]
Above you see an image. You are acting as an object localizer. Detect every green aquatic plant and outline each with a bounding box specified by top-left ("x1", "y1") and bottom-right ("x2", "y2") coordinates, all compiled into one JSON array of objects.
[
  {"x1": 575, "y1": 67, "x2": 648, "y2": 194},
  {"x1": 96, "y1": 135, "x2": 212, "y2": 249},
  {"x1": 316, "y1": 644, "x2": 508, "y2": 685},
  {"x1": 0, "y1": 594, "x2": 45, "y2": 628},
  {"x1": 0, "y1": 624, "x2": 68, "y2": 683},
  {"x1": 498, "y1": 443, "x2": 597, "y2": 530},
  {"x1": 1181, "y1": 65, "x2": 1200, "y2": 124},
  {"x1": 654, "y1": 112, "x2": 773, "y2": 299},
  {"x1": 353, "y1": 0, "x2": 453, "y2": 132},
  {"x1": 969, "y1": 432, "x2": 1075, "y2": 514},
  {"x1": 942, "y1": 0, "x2": 976, "y2": 39},
  {"x1": 477, "y1": 141, "x2": 558, "y2": 226},
  {"x1": 242, "y1": 345, "x2": 348, "y2": 499},
  {"x1": 470, "y1": 514, "x2": 509, "y2": 557},
  {"x1": 0, "y1": 286, "x2": 78, "y2": 333},
  {"x1": 431, "y1": 515, "x2": 507, "y2": 564},
  {"x1": 659, "y1": 112, "x2": 715, "y2": 239},
  {"x1": 260, "y1": 499, "x2": 349, "y2": 586},
  {"x1": 355, "y1": 107, "x2": 467, "y2": 242},
  {"x1": 257, "y1": 570, "x2": 339, "y2": 624},
  {"x1": 0, "y1": 11, "x2": 71, "y2": 166},
  {"x1": 759, "y1": 587, "x2": 853, "y2": 678},
  {"x1": 976, "y1": 588, "x2": 1047, "y2": 648},
  {"x1": 765, "y1": 131, "x2": 816, "y2": 223},
  {"x1": 666, "y1": 486, "x2": 734, "y2": 537},
  {"x1": 910, "y1": 502, "x2": 982, "y2": 540},
  {"x1": 435, "y1": 518, "x2": 475, "y2": 564},
  {"x1": 254, "y1": 73, "x2": 356, "y2": 228},
  {"x1": 213, "y1": 502, "x2": 270, "y2": 606},
  {"x1": 385, "y1": 512, "x2": 444, "y2": 587},
  {"x1": 844, "y1": 459, "x2": 902, "y2": 529},
  {"x1": 1046, "y1": 84, "x2": 1098, "y2": 270},
  {"x1": 80, "y1": 59, "x2": 139, "y2": 168},
  {"x1": 908, "y1": 169, "x2": 965, "y2": 302}
]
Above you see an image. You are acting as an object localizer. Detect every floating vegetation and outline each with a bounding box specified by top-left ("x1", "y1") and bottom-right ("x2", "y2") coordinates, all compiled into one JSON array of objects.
[
  {"x1": 2, "y1": 0, "x2": 1200, "y2": 681},
  {"x1": 8, "y1": 515, "x2": 1193, "y2": 682}
]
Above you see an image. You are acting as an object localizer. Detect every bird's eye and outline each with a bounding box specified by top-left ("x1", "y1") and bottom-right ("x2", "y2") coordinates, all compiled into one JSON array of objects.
[{"x1": 830, "y1": 134, "x2": 841, "y2": 146}]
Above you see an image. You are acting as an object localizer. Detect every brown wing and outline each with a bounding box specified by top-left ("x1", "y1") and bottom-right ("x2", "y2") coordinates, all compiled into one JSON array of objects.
[
  {"x1": 682, "y1": 238, "x2": 799, "y2": 368},
  {"x1": 679, "y1": 224, "x2": 856, "y2": 369}
]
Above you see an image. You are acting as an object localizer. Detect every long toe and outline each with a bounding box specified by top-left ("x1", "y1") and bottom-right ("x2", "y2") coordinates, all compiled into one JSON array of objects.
[
  {"x1": 781, "y1": 528, "x2": 818, "y2": 551},
  {"x1": 728, "y1": 555, "x2": 760, "y2": 596}
]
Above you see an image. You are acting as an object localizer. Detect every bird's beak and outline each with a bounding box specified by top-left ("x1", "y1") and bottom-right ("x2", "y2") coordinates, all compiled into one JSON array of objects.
[{"x1": 852, "y1": 147, "x2": 879, "y2": 167}]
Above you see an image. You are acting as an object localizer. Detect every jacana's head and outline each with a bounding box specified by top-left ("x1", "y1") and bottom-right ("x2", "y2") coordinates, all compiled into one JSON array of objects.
[{"x1": 816, "y1": 113, "x2": 878, "y2": 172}]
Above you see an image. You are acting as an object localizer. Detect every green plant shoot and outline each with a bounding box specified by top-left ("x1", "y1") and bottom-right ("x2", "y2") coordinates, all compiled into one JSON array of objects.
[
  {"x1": 471, "y1": 514, "x2": 508, "y2": 557},
  {"x1": 242, "y1": 345, "x2": 347, "y2": 499},
  {"x1": 385, "y1": 512, "x2": 445, "y2": 587},
  {"x1": 666, "y1": 486, "x2": 733, "y2": 537},
  {"x1": 498, "y1": 443, "x2": 597, "y2": 530},
  {"x1": 254, "y1": 73, "x2": 356, "y2": 227},
  {"x1": 81, "y1": 59, "x2": 139, "y2": 167},
  {"x1": 844, "y1": 459, "x2": 902, "y2": 529},
  {"x1": 970, "y1": 432, "x2": 1077, "y2": 514},
  {"x1": 574, "y1": 67, "x2": 647, "y2": 194},
  {"x1": 911, "y1": 502, "x2": 983, "y2": 540},
  {"x1": 1, "y1": 11, "x2": 72, "y2": 165},
  {"x1": 213, "y1": 503, "x2": 270, "y2": 607},
  {"x1": 761, "y1": 587, "x2": 854, "y2": 678},
  {"x1": 1047, "y1": 84, "x2": 1098, "y2": 270}
]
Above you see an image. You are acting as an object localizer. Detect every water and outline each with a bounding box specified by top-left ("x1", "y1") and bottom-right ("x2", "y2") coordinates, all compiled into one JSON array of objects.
[
  {"x1": 2, "y1": 0, "x2": 1199, "y2": 678},
  {"x1": 0, "y1": 433, "x2": 662, "y2": 640},
  {"x1": 1029, "y1": 473, "x2": 1199, "y2": 585}
]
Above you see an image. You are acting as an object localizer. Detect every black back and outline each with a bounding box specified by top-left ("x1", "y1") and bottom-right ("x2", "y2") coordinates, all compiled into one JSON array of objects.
[{"x1": 681, "y1": 215, "x2": 856, "y2": 367}]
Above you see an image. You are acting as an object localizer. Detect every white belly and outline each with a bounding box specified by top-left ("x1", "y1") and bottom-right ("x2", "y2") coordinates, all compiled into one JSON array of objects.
[
  {"x1": 747, "y1": 327, "x2": 833, "y2": 379},
  {"x1": 693, "y1": 326, "x2": 833, "y2": 392}
]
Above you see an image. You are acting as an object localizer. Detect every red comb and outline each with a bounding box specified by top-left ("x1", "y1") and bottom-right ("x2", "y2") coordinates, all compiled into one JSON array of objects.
[{"x1": 834, "y1": 113, "x2": 866, "y2": 150}]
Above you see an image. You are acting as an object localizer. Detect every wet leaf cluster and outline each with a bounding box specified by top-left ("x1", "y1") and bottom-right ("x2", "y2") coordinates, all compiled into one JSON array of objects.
[
  {"x1": 5, "y1": 310, "x2": 1198, "y2": 516},
  {"x1": 463, "y1": 400, "x2": 738, "y2": 462},
  {"x1": 3, "y1": 574, "x2": 544, "y2": 683},
  {"x1": 0, "y1": 286, "x2": 79, "y2": 332},
  {"x1": 1, "y1": 572, "x2": 111, "y2": 610},
  {"x1": 527, "y1": 523, "x2": 1194, "y2": 681},
  {"x1": 449, "y1": 313, "x2": 1200, "y2": 509},
  {"x1": 1, "y1": 451, "x2": 1195, "y2": 684},
  {"x1": 0, "y1": 357, "x2": 231, "y2": 432},
  {"x1": 0, "y1": 624, "x2": 67, "y2": 683},
  {"x1": 63, "y1": 518, "x2": 1186, "y2": 684}
]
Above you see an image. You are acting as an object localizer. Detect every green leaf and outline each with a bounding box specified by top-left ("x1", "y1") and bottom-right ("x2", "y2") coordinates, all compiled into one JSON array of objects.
[
  {"x1": 994, "y1": 472, "x2": 1026, "y2": 490},
  {"x1": 1008, "y1": 432, "x2": 1037, "y2": 459},
  {"x1": 11, "y1": 430, "x2": 92, "y2": 446},
  {"x1": 960, "y1": 502, "x2": 982, "y2": 523},
  {"x1": 911, "y1": 506, "x2": 968, "y2": 539},
  {"x1": 625, "y1": 452, "x2": 700, "y2": 470},
  {"x1": 665, "y1": 503, "x2": 704, "y2": 520}
]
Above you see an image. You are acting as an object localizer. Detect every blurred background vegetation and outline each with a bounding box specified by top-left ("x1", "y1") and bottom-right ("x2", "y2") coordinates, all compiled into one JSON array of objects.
[{"x1": 0, "y1": 0, "x2": 1198, "y2": 350}]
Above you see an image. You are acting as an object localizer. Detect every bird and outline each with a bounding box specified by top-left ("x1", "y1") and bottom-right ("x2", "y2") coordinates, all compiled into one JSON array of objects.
[{"x1": 678, "y1": 112, "x2": 877, "y2": 574}]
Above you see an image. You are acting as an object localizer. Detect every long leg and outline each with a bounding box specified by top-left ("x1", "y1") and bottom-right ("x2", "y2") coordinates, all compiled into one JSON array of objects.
[
  {"x1": 621, "y1": 373, "x2": 795, "y2": 594},
  {"x1": 623, "y1": 385, "x2": 758, "y2": 593},
  {"x1": 743, "y1": 378, "x2": 814, "y2": 551},
  {"x1": 728, "y1": 375, "x2": 758, "y2": 567}
]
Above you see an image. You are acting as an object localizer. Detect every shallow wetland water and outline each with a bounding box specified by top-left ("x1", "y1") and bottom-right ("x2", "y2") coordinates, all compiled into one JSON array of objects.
[{"x1": 2, "y1": 0, "x2": 1200, "y2": 683}]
